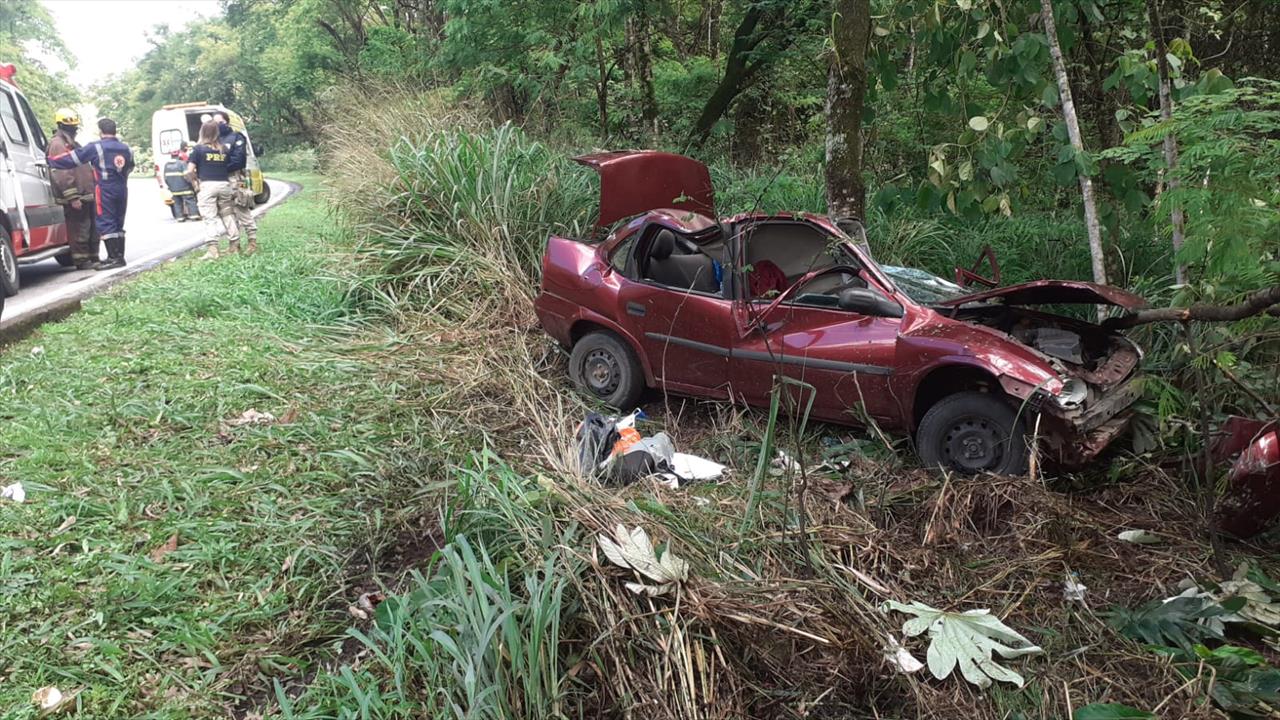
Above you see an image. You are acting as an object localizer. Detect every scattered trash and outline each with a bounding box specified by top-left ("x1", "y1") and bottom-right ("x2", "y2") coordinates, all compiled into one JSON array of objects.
[
  {"x1": 1063, "y1": 573, "x2": 1088, "y2": 603},
  {"x1": 30, "y1": 346, "x2": 44, "y2": 358},
  {"x1": 1, "y1": 482, "x2": 25, "y2": 503},
  {"x1": 1117, "y1": 529, "x2": 1161, "y2": 544},
  {"x1": 597, "y1": 524, "x2": 689, "y2": 597},
  {"x1": 883, "y1": 635, "x2": 925, "y2": 674},
  {"x1": 225, "y1": 408, "x2": 277, "y2": 427},
  {"x1": 574, "y1": 410, "x2": 725, "y2": 487},
  {"x1": 883, "y1": 600, "x2": 1043, "y2": 688},
  {"x1": 31, "y1": 685, "x2": 71, "y2": 713},
  {"x1": 149, "y1": 534, "x2": 180, "y2": 563}
]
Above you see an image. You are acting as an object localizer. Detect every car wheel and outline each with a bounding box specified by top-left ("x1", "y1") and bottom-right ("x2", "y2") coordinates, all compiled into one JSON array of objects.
[
  {"x1": 0, "y1": 238, "x2": 20, "y2": 296},
  {"x1": 253, "y1": 182, "x2": 272, "y2": 206},
  {"x1": 569, "y1": 331, "x2": 645, "y2": 410},
  {"x1": 916, "y1": 391, "x2": 1030, "y2": 475},
  {"x1": 54, "y1": 251, "x2": 75, "y2": 268}
]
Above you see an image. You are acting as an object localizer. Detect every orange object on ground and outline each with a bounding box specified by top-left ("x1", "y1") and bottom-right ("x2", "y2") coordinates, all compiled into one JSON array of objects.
[{"x1": 611, "y1": 427, "x2": 641, "y2": 456}]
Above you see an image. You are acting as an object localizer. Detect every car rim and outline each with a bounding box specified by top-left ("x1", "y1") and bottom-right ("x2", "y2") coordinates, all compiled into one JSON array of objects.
[
  {"x1": 941, "y1": 415, "x2": 1004, "y2": 472},
  {"x1": 583, "y1": 348, "x2": 621, "y2": 396}
]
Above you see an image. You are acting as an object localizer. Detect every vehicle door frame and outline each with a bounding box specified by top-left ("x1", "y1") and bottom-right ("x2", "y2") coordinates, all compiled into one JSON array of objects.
[
  {"x1": 611, "y1": 220, "x2": 735, "y2": 399},
  {"x1": 726, "y1": 215, "x2": 907, "y2": 424},
  {"x1": 0, "y1": 83, "x2": 62, "y2": 252}
]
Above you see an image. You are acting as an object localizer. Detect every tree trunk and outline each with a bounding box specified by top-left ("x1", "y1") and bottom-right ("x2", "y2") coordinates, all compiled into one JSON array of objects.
[
  {"x1": 1041, "y1": 0, "x2": 1108, "y2": 290},
  {"x1": 1147, "y1": 0, "x2": 1187, "y2": 284},
  {"x1": 595, "y1": 34, "x2": 609, "y2": 138},
  {"x1": 686, "y1": 6, "x2": 764, "y2": 149},
  {"x1": 825, "y1": 0, "x2": 871, "y2": 221}
]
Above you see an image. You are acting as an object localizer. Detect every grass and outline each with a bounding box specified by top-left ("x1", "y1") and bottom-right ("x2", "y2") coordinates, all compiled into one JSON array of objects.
[{"x1": 0, "y1": 176, "x2": 446, "y2": 718}]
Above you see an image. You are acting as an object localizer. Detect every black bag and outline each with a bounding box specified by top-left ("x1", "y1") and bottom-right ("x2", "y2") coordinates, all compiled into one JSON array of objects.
[{"x1": 575, "y1": 413, "x2": 619, "y2": 477}]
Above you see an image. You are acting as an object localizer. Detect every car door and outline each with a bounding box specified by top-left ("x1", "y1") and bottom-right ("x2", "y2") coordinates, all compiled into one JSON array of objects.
[
  {"x1": 728, "y1": 219, "x2": 903, "y2": 425},
  {"x1": 1, "y1": 85, "x2": 61, "y2": 251},
  {"x1": 613, "y1": 227, "x2": 733, "y2": 398}
]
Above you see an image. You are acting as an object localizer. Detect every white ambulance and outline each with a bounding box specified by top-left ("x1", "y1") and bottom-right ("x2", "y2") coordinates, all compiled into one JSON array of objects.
[{"x1": 150, "y1": 102, "x2": 269, "y2": 207}]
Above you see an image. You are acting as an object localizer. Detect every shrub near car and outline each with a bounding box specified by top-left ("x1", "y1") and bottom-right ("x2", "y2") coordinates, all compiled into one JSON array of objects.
[{"x1": 535, "y1": 151, "x2": 1147, "y2": 474}]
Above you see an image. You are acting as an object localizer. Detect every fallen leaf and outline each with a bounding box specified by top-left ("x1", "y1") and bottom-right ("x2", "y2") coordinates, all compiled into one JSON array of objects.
[
  {"x1": 347, "y1": 605, "x2": 369, "y2": 621},
  {"x1": 883, "y1": 600, "x2": 1042, "y2": 688},
  {"x1": 31, "y1": 685, "x2": 67, "y2": 713},
  {"x1": 53, "y1": 516, "x2": 77, "y2": 535},
  {"x1": 225, "y1": 408, "x2": 277, "y2": 427},
  {"x1": 278, "y1": 407, "x2": 299, "y2": 424},
  {"x1": 1117, "y1": 530, "x2": 1161, "y2": 544},
  {"x1": 357, "y1": 591, "x2": 386, "y2": 614},
  {"x1": 149, "y1": 534, "x2": 180, "y2": 563}
]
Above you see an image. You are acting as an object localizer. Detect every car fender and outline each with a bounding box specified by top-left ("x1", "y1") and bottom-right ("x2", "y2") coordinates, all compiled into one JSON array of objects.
[{"x1": 564, "y1": 308, "x2": 657, "y2": 386}]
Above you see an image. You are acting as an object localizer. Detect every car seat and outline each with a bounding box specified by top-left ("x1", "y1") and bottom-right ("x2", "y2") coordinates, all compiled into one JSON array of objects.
[{"x1": 647, "y1": 229, "x2": 719, "y2": 293}]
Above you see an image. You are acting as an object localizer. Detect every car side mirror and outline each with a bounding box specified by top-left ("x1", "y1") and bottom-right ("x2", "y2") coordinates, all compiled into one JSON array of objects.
[{"x1": 838, "y1": 287, "x2": 904, "y2": 318}]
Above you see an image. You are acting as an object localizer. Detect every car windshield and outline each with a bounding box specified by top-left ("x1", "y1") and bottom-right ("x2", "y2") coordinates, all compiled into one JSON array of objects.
[{"x1": 879, "y1": 265, "x2": 970, "y2": 304}]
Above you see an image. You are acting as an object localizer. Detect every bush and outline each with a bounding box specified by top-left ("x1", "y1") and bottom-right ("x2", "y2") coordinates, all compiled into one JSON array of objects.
[{"x1": 262, "y1": 146, "x2": 319, "y2": 174}]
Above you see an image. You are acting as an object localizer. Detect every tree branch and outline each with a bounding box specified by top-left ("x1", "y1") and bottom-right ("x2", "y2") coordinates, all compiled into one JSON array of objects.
[{"x1": 1103, "y1": 285, "x2": 1280, "y2": 330}]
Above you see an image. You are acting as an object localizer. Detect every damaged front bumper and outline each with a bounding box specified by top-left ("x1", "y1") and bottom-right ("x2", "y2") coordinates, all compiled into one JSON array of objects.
[{"x1": 1036, "y1": 375, "x2": 1144, "y2": 467}]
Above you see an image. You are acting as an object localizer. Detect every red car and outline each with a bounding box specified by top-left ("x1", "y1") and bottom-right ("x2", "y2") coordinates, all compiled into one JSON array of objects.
[{"x1": 535, "y1": 151, "x2": 1146, "y2": 474}]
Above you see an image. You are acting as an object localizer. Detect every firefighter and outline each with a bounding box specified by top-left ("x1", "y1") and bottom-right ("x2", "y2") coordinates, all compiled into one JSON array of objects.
[
  {"x1": 47, "y1": 118, "x2": 133, "y2": 270},
  {"x1": 163, "y1": 149, "x2": 198, "y2": 221},
  {"x1": 213, "y1": 112, "x2": 257, "y2": 254},
  {"x1": 46, "y1": 108, "x2": 99, "y2": 269}
]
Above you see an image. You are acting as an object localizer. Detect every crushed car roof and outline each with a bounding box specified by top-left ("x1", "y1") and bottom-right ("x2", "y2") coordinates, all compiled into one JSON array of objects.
[{"x1": 935, "y1": 280, "x2": 1149, "y2": 309}]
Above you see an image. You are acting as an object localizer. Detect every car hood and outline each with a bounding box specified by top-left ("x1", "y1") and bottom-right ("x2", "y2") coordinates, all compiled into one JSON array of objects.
[
  {"x1": 934, "y1": 280, "x2": 1148, "y2": 309},
  {"x1": 574, "y1": 151, "x2": 715, "y2": 227}
]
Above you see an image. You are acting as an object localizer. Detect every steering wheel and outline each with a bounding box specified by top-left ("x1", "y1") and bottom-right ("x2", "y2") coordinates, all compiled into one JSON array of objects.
[{"x1": 757, "y1": 264, "x2": 866, "y2": 320}]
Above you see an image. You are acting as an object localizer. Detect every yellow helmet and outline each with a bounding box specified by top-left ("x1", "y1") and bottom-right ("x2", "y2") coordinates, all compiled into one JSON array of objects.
[{"x1": 53, "y1": 107, "x2": 80, "y2": 127}]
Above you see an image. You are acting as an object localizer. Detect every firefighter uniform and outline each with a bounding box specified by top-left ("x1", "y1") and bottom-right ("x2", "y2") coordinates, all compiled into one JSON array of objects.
[
  {"x1": 219, "y1": 121, "x2": 258, "y2": 254},
  {"x1": 46, "y1": 124, "x2": 100, "y2": 267},
  {"x1": 163, "y1": 154, "x2": 198, "y2": 221},
  {"x1": 48, "y1": 133, "x2": 134, "y2": 269}
]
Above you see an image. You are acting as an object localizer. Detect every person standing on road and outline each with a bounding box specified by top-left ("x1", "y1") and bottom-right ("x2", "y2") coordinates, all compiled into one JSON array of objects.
[
  {"x1": 46, "y1": 108, "x2": 100, "y2": 269},
  {"x1": 163, "y1": 150, "x2": 198, "y2": 222},
  {"x1": 213, "y1": 112, "x2": 257, "y2": 255},
  {"x1": 47, "y1": 118, "x2": 133, "y2": 270},
  {"x1": 187, "y1": 120, "x2": 238, "y2": 259}
]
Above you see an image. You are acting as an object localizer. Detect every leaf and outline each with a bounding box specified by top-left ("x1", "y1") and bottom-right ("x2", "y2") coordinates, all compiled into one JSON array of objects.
[
  {"x1": 1117, "y1": 529, "x2": 1161, "y2": 544},
  {"x1": 883, "y1": 601, "x2": 1042, "y2": 688},
  {"x1": 597, "y1": 524, "x2": 689, "y2": 596},
  {"x1": 968, "y1": 116, "x2": 989, "y2": 132},
  {"x1": 149, "y1": 533, "x2": 180, "y2": 563},
  {"x1": 1073, "y1": 703, "x2": 1155, "y2": 719}
]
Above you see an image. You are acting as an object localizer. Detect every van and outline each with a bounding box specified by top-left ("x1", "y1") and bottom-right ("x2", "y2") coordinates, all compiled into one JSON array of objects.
[
  {"x1": 150, "y1": 102, "x2": 269, "y2": 207},
  {"x1": 0, "y1": 62, "x2": 74, "y2": 306}
]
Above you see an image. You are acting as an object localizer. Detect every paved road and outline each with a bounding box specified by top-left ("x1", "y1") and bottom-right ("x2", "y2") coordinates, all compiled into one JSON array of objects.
[{"x1": 1, "y1": 177, "x2": 291, "y2": 329}]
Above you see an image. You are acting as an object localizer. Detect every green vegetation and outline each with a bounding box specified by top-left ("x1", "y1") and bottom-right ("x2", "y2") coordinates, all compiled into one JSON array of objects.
[
  {"x1": 0, "y1": 0, "x2": 79, "y2": 124},
  {"x1": 0, "y1": 179, "x2": 442, "y2": 717}
]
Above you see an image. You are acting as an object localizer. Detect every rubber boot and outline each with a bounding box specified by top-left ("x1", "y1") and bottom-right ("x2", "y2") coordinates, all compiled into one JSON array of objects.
[{"x1": 95, "y1": 238, "x2": 126, "y2": 270}]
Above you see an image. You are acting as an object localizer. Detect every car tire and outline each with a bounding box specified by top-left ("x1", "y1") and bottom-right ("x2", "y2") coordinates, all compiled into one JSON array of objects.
[
  {"x1": 54, "y1": 251, "x2": 75, "y2": 268},
  {"x1": 253, "y1": 182, "x2": 272, "y2": 206},
  {"x1": 569, "y1": 331, "x2": 645, "y2": 410},
  {"x1": 0, "y1": 238, "x2": 20, "y2": 296},
  {"x1": 916, "y1": 391, "x2": 1030, "y2": 475}
]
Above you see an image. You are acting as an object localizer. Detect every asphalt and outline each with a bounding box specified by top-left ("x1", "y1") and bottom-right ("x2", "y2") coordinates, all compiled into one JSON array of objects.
[{"x1": 0, "y1": 177, "x2": 294, "y2": 339}]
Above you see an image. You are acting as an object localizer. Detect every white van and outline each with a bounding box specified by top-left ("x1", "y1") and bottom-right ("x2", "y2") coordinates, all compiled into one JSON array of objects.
[
  {"x1": 150, "y1": 102, "x2": 269, "y2": 206},
  {"x1": 1, "y1": 62, "x2": 75, "y2": 308}
]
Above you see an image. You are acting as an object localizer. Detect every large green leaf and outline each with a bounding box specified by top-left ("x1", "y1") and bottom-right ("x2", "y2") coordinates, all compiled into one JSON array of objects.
[{"x1": 883, "y1": 601, "x2": 1042, "y2": 688}]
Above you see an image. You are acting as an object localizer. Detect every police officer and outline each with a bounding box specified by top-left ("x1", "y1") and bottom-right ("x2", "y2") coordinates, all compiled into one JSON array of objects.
[
  {"x1": 46, "y1": 108, "x2": 100, "y2": 269},
  {"x1": 163, "y1": 149, "x2": 198, "y2": 221},
  {"x1": 213, "y1": 112, "x2": 257, "y2": 254},
  {"x1": 48, "y1": 118, "x2": 134, "y2": 270}
]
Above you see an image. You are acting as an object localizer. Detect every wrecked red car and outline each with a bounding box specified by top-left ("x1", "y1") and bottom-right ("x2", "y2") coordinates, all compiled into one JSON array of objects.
[{"x1": 535, "y1": 151, "x2": 1147, "y2": 474}]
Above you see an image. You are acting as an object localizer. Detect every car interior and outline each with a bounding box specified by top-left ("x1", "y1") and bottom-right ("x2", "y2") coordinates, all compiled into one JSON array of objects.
[{"x1": 628, "y1": 219, "x2": 880, "y2": 308}]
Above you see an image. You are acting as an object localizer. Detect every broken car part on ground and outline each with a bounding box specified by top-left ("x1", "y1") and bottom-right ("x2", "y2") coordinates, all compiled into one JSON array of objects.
[{"x1": 535, "y1": 150, "x2": 1148, "y2": 475}]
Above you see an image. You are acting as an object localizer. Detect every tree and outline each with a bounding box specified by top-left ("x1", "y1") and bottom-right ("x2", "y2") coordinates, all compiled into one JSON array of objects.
[
  {"x1": 1041, "y1": 0, "x2": 1107, "y2": 288},
  {"x1": 825, "y1": 0, "x2": 872, "y2": 221},
  {"x1": 1146, "y1": 0, "x2": 1187, "y2": 284}
]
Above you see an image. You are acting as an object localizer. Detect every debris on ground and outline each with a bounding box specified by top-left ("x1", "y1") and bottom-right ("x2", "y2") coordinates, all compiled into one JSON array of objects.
[
  {"x1": 225, "y1": 408, "x2": 278, "y2": 427},
  {"x1": 31, "y1": 685, "x2": 71, "y2": 713},
  {"x1": 1213, "y1": 416, "x2": 1280, "y2": 539},
  {"x1": 1, "y1": 481, "x2": 25, "y2": 503},
  {"x1": 597, "y1": 524, "x2": 689, "y2": 597},
  {"x1": 1117, "y1": 529, "x2": 1162, "y2": 544},
  {"x1": 149, "y1": 534, "x2": 180, "y2": 563},
  {"x1": 575, "y1": 410, "x2": 725, "y2": 487}
]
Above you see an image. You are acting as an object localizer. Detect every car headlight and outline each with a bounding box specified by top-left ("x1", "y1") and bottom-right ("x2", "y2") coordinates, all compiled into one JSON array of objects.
[{"x1": 1054, "y1": 378, "x2": 1087, "y2": 409}]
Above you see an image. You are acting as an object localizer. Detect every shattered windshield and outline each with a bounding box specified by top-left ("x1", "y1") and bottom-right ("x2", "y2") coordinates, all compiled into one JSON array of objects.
[{"x1": 879, "y1": 265, "x2": 970, "y2": 304}]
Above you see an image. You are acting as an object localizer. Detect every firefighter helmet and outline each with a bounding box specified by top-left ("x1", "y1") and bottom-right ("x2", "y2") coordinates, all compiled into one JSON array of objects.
[{"x1": 53, "y1": 107, "x2": 80, "y2": 127}]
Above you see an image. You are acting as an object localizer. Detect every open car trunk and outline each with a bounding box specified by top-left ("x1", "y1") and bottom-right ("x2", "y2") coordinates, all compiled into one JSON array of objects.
[{"x1": 574, "y1": 151, "x2": 715, "y2": 227}]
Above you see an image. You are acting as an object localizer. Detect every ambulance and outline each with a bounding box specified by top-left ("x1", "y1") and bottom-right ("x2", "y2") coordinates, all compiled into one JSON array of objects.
[
  {"x1": 0, "y1": 62, "x2": 75, "y2": 309},
  {"x1": 150, "y1": 102, "x2": 269, "y2": 208}
]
